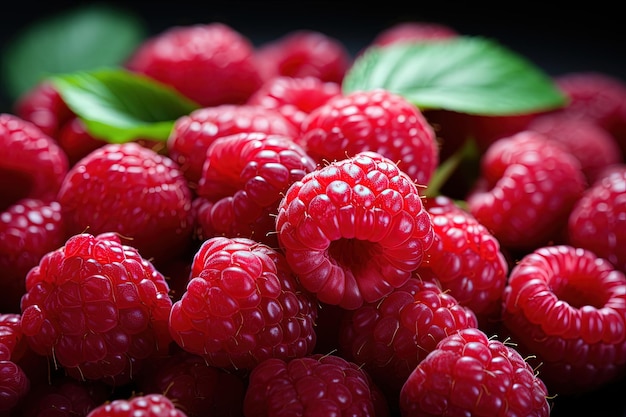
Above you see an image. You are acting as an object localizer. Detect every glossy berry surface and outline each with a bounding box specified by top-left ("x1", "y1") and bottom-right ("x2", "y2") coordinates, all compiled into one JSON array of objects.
[
  {"x1": 86, "y1": 393, "x2": 188, "y2": 417},
  {"x1": 275, "y1": 151, "x2": 434, "y2": 310}
]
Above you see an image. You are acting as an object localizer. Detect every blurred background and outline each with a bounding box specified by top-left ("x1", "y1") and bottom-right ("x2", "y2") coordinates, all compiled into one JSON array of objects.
[{"x1": 0, "y1": 0, "x2": 624, "y2": 113}]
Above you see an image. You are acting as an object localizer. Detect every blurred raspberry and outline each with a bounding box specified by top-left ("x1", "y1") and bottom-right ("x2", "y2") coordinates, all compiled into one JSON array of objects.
[
  {"x1": 0, "y1": 343, "x2": 30, "y2": 414},
  {"x1": 370, "y1": 21, "x2": 458, "y2": 47},
  {"x1": 87, "y1": 393, "x2": 188, "y2": 417}
]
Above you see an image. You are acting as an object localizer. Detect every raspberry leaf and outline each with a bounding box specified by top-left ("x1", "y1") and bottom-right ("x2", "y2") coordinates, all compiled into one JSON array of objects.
[
  {"x1": 342, "y1": 36, "x2": 567, "y2": 115},
  {"x1": 1, "y1": 4, "x2": 146, "y2": 103},
  {"x1": 51, "y1": 68, "x2": 201, "y2": 143}
]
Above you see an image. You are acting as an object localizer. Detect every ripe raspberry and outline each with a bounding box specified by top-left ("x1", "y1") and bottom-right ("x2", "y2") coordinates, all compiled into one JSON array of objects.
[
  {"x1": 338, "y1": 276, "x2": 478, "y2": 403},
  {"x1": 299, "y1": 89, "x2": 439, "y2": 186},
  {"x1": 255, "y1": 30, "x2": 352, "y2": 84},
  {"x1": 0, "y1": 199, "x2": 65, "y2": 314},
  {"x1": 420, "y1": 195, "x2": 508, "y2": 329},
  {"x1": 19, "y1": 232, "x2": 173, "y2": 386},
  {"x1": 466, "y1": 130, "x2": 586, "y2": 251},
  {"x1": 56, "y1": 142, "x2": 194, "y2": 265},
  {"x1": 552, "y1": 71, "x2": 626, "y2": 157},
  {"x1": 0, "y1": 343, "x2": 30, "y2": 413},
  {"x1": 0, "y1": 314, "x2": 23, "y2": 358},
  {"x1": 168, "y1": 236, "x2": 318, "y2": 371},
  {"x1": 501, "y1": 245, "x2": 626, "y2": 395},
  {"x1": 0, "y1": 113, "x2": 69, "y2": 212},
  {"x1": 567, "y1": 166, "x2": 626, "y2": 273},
  {"x1": 370, "y1": 21, "x2": 458, "y2": 47},
  {"x1": 276, "y1": 151, "x2": 435, "y2": 310},
  {"x1": 137, "y1": 349, "x2": 246, "y2": 417},
  {"x1": 86, "y1": 393, "x2": 188, "y2": 417},
  {"x1": 125, "y1": 22, "x2": 262, "y2": 108},
  {"x1": 167, "y1": 104, "x2": 298, "y2": 187},
  {"x1": 193, "y1": 132, "x2": 317, "y2": 248},
  {"x1": 399, "y1": 327, "x2": 551, "y2": 417},
  {"x1": 527, "y1": 113, "x2": 623, "y2": 183},
  {"x1": 243, "y1": 354, "x2": 390, "y2": 417},
  {"x1": 246, "y1": 75, "x2": 342, "y2": 132}
]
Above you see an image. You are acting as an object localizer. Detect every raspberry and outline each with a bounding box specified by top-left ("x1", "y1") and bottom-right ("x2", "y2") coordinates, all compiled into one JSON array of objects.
[
  {"x1": 466, "y1": 130, "x2": 586, "y2": 251},
  {"x1": 370, "y1": 21, "x2": 458, "y2": 47},
  {"x1": 243, "y1": 354, "x2": 390, "y2": 417},
  {"x1": 0, "y1": 113, "x2": 69, "y2": 213},
  {"x1": 0, "y1": 198, "x2": 65, "y2": 314},
  {"x1": 0, "y1": 314, "x2": 23, "y2": 358},
  {"x1": 399, "y1": 327, "x2": 551, "y2": 417},
  {"x1": 168, "y1": 236, "x2": 318, "y2": 371},
  {"x1": 419, "y1": 195, "x2": 508, "y2": 329},
  {"x1": 137, "y1": 348, "x2": 246, "y2": 417},
  {"x1": 255, "y1": 30, "x2": 352, "y2": 84},
  {"x1": 0, "y1": 343, "x2": 30, "y2": 413},
  {"x1": 19, "y1": 232, "x2": 173, "y2": 386},
  {"x1": 167, "y1": 104, "x2": 299, "y2": 187},
  {"x1": 552, "y1": 71, "x2": 626, "y2": 157},
  {"x1": 246, "y1": 75, "x2": 342, "y2": 132},
  {"x1": 275, "y1": 151, "x2": 435, "y2": 310},
  {"x1": 338, "y1": 277, "x2": 478, "y2": 404},
  {"x1": 56, "y1": 142, "x2": 194, "y2": 266},
  {"x1": 125, "y1": 23, "x2": 262, "y2": 108},
  {"x1": 527, "y1": 113, "x2": 623, "y2": 183},
  {"x1": 567, "y1": 166, "x2": 626, "y2": 273},
  {"x1": 299, "y1": 89, "x2": 439, "y2": 186},
  {"x1": 86, "y1": 393, "x2": 188, "y2": 417},
  {"x1": 501, "y1": 245, "x2": 626, "y2": 395},
  {"x1": 193, "y1": 132, "x2": 317, "y2": 248}
]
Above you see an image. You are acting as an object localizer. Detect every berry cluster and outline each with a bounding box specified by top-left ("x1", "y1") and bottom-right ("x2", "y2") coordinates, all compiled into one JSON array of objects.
[{"x1": 2, "y1": 17, "x2": 626, "y2": 417}]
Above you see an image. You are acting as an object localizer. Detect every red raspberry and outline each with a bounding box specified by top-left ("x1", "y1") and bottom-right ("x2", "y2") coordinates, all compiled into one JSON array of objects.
[
  {"x1": 167, "y1": 104, "x2": 298, "y2": 187},
  {"x1": 552, "y1": 71, "x2": 626, "y2": 157},
  {"x1": 125, "y1": 23, "x2": 262, "y2": 108},
  {"x1": 501, "y1": 245, "x2": 626, "y2": 395},
  {"x1": 299, "y1": 89, "x2": 439, "y2": 186},
  {"x1": 370, "y1": 21, "x2": 458, "y2": 47},
  {"x1": 527, "y1": 113, "x2": 623, "y2": 183},
  {"x1": 0, "y1": 113, "x2": 69, "y2": 213},
  {"x1": 0, "y1": 198, "x2": 65, "y2": 314},
  {"x1": 420, "y1": 195, "x2": 508, "y2": 329},
  {"x1": 567, "y1": 166, "x2": 626, "y2": 273},
  {"x1": 193, "y1": 132, "x2": 317, "y2": 248},
  {"x1": 168, "y1": 236, "x2": 318, "y2": 371},
  {"x1": 86, "y1": 393, "x2": 188, "y2": 417},
  {"x1": 466, "y1": 130, "x2": 586, "y2": 251},
  {"x1": 338, "y1": 277, "x2": 478, "y2": 404},
  {"x1": 137, "y1": 349, "x2": 246, "y2": 417},
  {"x1": 399, "y1": 327, "x2": 551, "y2": 417},
  {"x1": 56, "y1": 142, "x2": 194, "y2": 266},
  {"x1": 0, "y1": 314, "x2": 23, "y2": 358},
  {"x1": 255, "y1": 30, "x2": 352, "y2": 84},
  {"x1": 276, "y1": 151, "x2": 435, "y2": 310},
  {"x1": 243, "y1": 354, "x2": 390, "y2": 417},
  {"x1": 0, "y1": 343, "x2": 30, "y2": 413},
  {"x1": 19, "y1": 232, "x2": 173, "y2": 386},
  {"x1": 246, "y1": 75, "x2": 342, "y2": 132}
]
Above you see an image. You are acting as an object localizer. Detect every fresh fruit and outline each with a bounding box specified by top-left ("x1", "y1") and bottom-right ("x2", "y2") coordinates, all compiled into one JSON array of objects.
[
  {"x1": 167, "y1": 103, "x2": 299, "y2": 187},
  {"x1": 56, "y1": 142, "x2": 194, "y2": 265},
  {"x1": 0, "y1": 113, "x2": 69, "y2": 212},
  {"x1": 255, "y1": 30, "x2": 352, "y2": 84},
  {"x1": 168, "y1": 236, "x2": 318, "y2": 371},
  {"x1": 501, "y1": 244, "x2": 626, "y2": 395},
  {"x1": 466, "y1": 130, "x2": 586, "y2": 251},
  {"x1": 338, "y1": 276, "x2": 478, "y2": 403},
  {"x1": 0, "y1": 343, "x2": 30, "y2": 413},
  {"x1": 298, "y1": 88, "x2": 439, "y2": 186},
  {"x1": 19, "y1": 232, "x2": 173, "y2": 386},
  {"x1": 275, "y1": 151, "x2": 435, "y2": 310},
  {"x1": 370, "y1": 21, "x2": 458, "y2": 46},
  {"x1": 86, "y1": 393, "x2": 189, "y2": 417},
  {"x1": 0, "y1": 198, "x2": 65, "y2": 313},
  {"x1": 243, "y1": 353, "x2": 390, "y2": 417},
  {"x1": 125, "y1": 22, "x2": 263, "y2": 108},
  {"x1": 193, "y1": 131, "x2": 317, "y2": 248},
  {"x1": 399, "y1": 327, "x2": 551, "y2": 417}
]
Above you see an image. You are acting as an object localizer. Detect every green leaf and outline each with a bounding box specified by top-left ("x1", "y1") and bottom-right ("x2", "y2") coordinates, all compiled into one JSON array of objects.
[
  {"x1": 1, "y1": 3, "x2": 147, "y2": 102},
  {"x1": 51, "y1": 68, "x2": 201, "y2": 143},
  {"x1": 342, "y1": 36, "x2": 567, "y2": 116}
]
